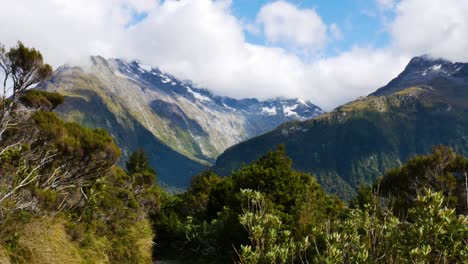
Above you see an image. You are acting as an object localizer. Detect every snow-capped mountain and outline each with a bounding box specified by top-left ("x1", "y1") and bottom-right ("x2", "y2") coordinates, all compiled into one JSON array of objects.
[
  {"x1": 116, "y1": 59, "x2": 323, "y2": 121},
  {"x1": 372, "y1": 55, "x2": 468, "y2": 96},
  {"x1": 39, "y1": 56, "x2": 324, "y2": 187}
]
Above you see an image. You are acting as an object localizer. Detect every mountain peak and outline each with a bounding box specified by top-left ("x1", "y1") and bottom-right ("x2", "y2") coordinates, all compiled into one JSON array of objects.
[
  {"x1": 109, "y1": 57, "x2": 324, "y2": 120},
  {"x1": 371, "y1": 56, "x2": 468, "y2": 96},
  {"x1": 404, "y1": 55, "x2": 453, "y2": 73}
]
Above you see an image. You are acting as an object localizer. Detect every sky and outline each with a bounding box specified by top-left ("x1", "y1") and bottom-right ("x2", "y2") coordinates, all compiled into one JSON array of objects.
[{"x1": 1, "y1": 0, "x2": 468, "y2": 110}]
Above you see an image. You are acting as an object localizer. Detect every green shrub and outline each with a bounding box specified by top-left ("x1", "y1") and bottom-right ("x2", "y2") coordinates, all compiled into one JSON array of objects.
[{"x1": 19, "y1": 90, "x2": 64, "y2": 110}]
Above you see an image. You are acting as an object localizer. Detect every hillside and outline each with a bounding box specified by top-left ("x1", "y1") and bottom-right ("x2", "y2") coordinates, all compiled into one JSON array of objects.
[
  {"x1": 213, "y1": 56, "x2": 468, "y2": 199},
  {"x1": 38, "y1": 56, "x2": 323, "y2": 187}
]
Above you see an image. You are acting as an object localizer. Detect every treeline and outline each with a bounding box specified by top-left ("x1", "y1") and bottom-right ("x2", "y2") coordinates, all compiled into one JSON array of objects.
[
  {"x1": 0, "y1": 42, "x2": 466, "y2": 263},
  {"x1": 154, "y1": 145, "x2": 467, "y2": 263}
]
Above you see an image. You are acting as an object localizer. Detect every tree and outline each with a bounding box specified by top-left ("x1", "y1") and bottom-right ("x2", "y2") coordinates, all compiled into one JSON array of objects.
[
  {"x1": 124, "y1": 149, "x2": 159, "y2": 212},
  {"x1": 0, "y1": 42, "x2": 54, "y2": 212},
  {"x1": 0, "y1": 41, "x2": 52, "y2": 100},
  {"x1": 379, "y1": 146, "x2": 468, "y2": 216},
  {"x1": 126, "y1": 148, "x2": 156, "y2": 175},
  {"x1": 0, "y1": 42, "x2": 122, "y2": 217},
  {"x1": 0, "y1": 41, "x2": 52, "y2": 142}
]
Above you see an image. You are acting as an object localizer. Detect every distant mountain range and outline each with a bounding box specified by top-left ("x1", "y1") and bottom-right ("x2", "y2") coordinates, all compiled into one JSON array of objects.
[
  {"x1": 213, "y1": 56, "x2": 468, "y2": 199},
  {"x1": 38, "y1": 56, "x2": 324, "y2": 187}
]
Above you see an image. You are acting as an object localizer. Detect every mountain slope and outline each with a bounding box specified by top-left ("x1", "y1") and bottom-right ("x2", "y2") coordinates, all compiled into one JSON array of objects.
[
  {"x1": 39, "y1": 56, "x2": 324, "y2": 187},
  {"x1": 213, "y1": 56, "x2": 468, "y2": 199}
]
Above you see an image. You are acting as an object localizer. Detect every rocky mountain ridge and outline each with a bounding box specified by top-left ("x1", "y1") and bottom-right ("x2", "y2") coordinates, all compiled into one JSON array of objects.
[{"x1": 39, "y1": 56, "x2": 324, "y2": 187}]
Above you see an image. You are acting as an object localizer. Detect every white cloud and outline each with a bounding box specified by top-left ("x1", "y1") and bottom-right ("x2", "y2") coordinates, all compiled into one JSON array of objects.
[
  {"x1": 377, "y1": 0, "x2": 396, "y2": 10},
  {"x1": 256, "y1": 1, "x2": 328, "y2": 53},
  {"x1": 329, "y1": 23, "x2": 343, "y2": 40},
  {"x1": 303, "y1": 48, "x2": 409, "y2": 109},
  {"x1": 0, "y1": 0, "x2": 467, "y2": 111},
  {"x1": 390, "y1": 0, "x2": 468, "y2": 61},
  {"x1": 0, "y1": 0, "x2": 143, "y2": 66}
]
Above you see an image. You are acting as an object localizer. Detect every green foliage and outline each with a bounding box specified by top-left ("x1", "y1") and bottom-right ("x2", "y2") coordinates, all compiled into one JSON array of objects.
[
  {"x1": 155, "y1": 145, "x2": 343, "y2": 263},
  {"x1": 237, "y1": 189, "x2": 310, "y2": 264},
  {"x1": 349, "y1": 184, "x2": 374, "y2": 210},
  {"x1": 236, "y1": 188, "x2": 468, "y2": 264},
  {"x1": 32, "y1": 111, "x2": 121, "y2": 167},
  {"x1": 19, "y1": 89, "x2": 64, "y2": 110},
  {"x1": 313, "y1": 188, "x2": 467, "y2": 264},
  {"x1": 155, "y1": 145, "x2": 468, "y2": 264},
  {"x1": 212, "y1": 145, "x2": 343, "y2": 232},
  {"x1": 401, "y1": 189, "x2": 468, "y2": 262},
  {"x1": 0, "y1": 41, "x2": 53, "y2": 98},
  {"x1": 126, "y1": 148, "x2": 156, "y2": 175},
  {"x1": 380, "y1": 145, "x2": 468, "y2": 216},
  {"x1": 0, "y1": 42, "x2": 158, "y2": 263},
  {"x1": 183, "y1": 170, "x2": 223, "y2": 218}
]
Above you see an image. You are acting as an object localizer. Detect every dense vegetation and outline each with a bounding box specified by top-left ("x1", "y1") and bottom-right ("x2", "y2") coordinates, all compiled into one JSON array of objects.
[
  {"x1": 0, "y1": 42, "x2": 159, "y2": 263},
  {"x1": 154, "y1": 146, "x2": 467, "y2": 263},
  {"x1": 1, "y1": 42, "x2": 466, "y2": 263}
]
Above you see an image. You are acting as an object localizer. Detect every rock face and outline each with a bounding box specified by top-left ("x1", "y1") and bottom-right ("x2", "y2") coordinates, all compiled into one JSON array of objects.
[
  {"x1": 213, "y1": 56, "x2": 468, "y2": 199},
  {"x1": 39, "y1": 56, "x2": 324, "y2": 187}
]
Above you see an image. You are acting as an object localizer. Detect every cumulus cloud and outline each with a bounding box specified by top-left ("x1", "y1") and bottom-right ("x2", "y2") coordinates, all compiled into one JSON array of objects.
[
  {"x1": 0, "y1": 0, "x2": 158, "y2": 66},
  {"x1": 303, "y1": 49, "x2": 409, "y2": 109},
  {"x1": 0, "y1": 0, "x2": 467, "y2": 110},
  {"x1": 390, "y1": 0, "x2": 468, "y2": 61},
  {"x1": 256, "y1": 1, "x2": 328, "y2": 53}
]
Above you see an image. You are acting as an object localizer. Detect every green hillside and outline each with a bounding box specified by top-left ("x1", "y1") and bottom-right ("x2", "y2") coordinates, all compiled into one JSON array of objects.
[{"x1": 214, "y1": 78, "x2": 468, "y2": 199}]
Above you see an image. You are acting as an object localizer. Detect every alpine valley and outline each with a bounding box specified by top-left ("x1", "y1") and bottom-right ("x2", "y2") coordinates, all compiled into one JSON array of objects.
[
  {"x1": 213, "y1": 56, "x2": 468, "y2": 199},
  {"x1": 38, "y1": 56, "x2": 324, "y2": 187}
]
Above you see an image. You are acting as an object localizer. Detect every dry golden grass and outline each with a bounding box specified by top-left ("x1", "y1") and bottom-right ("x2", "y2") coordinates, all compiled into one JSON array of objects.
[
  {"x1": 134, "y1": 219, "x2": 154, "y2": 263},
  {"x1": 14, "y1": 218, "x2": 83, "y2": 264},
  {"x1": 4, "y1": 216, "x2": 154, "y2": 264},
  {"x1": 0, "y1": 245, "x2": 11, "y2": 264}
]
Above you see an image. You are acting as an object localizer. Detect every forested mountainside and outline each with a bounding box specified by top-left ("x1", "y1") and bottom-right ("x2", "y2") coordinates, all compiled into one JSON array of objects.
[
  {"x1": 214, "y1": 56, "x2": 468, "y2": 199},
  {"x1": 38, "y1": 56, "x2": 323, "y2": 187}
]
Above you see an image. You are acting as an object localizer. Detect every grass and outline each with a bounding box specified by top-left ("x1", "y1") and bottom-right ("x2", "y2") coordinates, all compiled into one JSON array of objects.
[
  {"x1": 2, "y1": 215, "x2": 155, "y2": 264},
  {"x1": 0, "y1": 245, "x2": 11, "y2": 264},
  {"x1": 11, "y1": 218, "x2": 84, "y2": 264}
]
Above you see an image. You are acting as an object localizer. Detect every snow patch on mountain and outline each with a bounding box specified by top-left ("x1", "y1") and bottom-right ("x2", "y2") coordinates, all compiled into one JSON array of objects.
[
  {"x1": 187, "y1": 87, "x2": 212, "y2": 102},
  {"x1": 262, "y1": 106, "x2": 277, "y2": 115},
  {"x1": 430, "y1": 64, "x2": 442, "y2": 71},
  {"x1": 160, "y1": 74, "x2": 171, "y2": 83},
  {"x1": 223, "y1": 103, "x2": 237, "y2": 111},
  {"x1": 137, "y1": 63, "x2": 152, "y2": 72},
  {"x1": 283, "y1": 104, "x2": 299, "y2": 117}
]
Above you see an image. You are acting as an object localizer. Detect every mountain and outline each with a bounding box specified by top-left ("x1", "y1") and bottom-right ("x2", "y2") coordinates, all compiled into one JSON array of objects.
[
  {"x1": 38, "y1": 56, "x2": 324, "y2": 187},
  {"x1": 213, "y1": 56, "x2": 468, "y2": 199}
]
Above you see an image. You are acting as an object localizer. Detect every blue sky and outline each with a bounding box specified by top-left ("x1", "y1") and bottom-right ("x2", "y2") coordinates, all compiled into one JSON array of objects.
[{"x1": 232, "y1": 0, "x2": 393, "y2": 57}]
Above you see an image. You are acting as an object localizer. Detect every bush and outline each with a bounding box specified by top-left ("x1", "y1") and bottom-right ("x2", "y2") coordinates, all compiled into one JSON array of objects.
[{"x1": 19, "y1": 89, "x2": 64, "y2": 110}]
